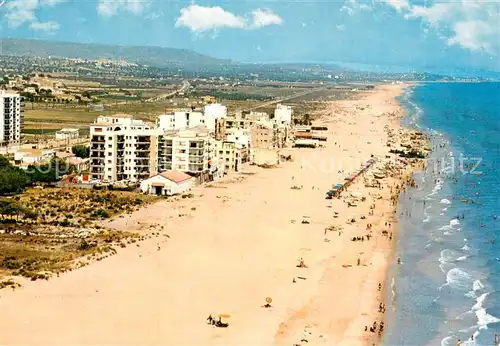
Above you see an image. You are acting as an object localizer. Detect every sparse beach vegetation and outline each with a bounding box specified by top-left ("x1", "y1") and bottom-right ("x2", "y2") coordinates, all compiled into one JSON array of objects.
[{"x1": 0, "y1": 188, "x2": 157, "y2": 284}]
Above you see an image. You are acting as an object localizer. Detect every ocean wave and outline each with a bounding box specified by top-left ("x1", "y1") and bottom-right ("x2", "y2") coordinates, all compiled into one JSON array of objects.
[
  {"x1": 439, "y1": 250, "x2": 469, "y2": 265},
  {"x1": 472, "y1": 292, "x2": 500, "y2": 330},
  {"x1": 439, "y1": 219, "x2": 460, "y2": 232},
  {"x1": 462, "y1": 244, "x2": 471, "y2": 251},
  {"x1": 441, "y1": 199, "x2": 452, "y2": 205},
  {"x1": 427, "y1": 180, "x2": 444, "y2": 197},
  {"x1": 445, "y1": 268, "x2": 475, "y2": 291}
]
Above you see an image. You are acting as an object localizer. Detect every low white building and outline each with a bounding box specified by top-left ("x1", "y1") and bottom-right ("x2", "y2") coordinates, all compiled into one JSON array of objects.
[
  {"x1": 14, "y1": 149, "x2": 55, "y2": 166},
  {"x1": 55, "y1": 128, "x2": 79, "y2": 140},
  {"x1": 140, "y1": 170, "x2": 194, "y2": 196},
  {"x1": 274, "y1": 104, "x2": 293, "y2": 124}
]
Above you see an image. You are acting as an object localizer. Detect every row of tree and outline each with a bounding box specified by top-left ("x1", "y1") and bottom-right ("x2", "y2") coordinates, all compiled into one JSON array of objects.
[{"x1": 0, "y1": 156, "x2": 80, "y2": 196}]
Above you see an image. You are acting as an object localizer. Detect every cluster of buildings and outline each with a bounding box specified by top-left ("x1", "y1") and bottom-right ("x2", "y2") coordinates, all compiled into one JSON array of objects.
[{"x1": 89, "y1": 103, "x2": 293, "y2": 195}]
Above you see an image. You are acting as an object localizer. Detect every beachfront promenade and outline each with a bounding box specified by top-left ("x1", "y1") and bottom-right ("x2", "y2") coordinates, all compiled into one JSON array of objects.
[{"x1": 0, "y1": 84, "x2": 424, "y2": 346}]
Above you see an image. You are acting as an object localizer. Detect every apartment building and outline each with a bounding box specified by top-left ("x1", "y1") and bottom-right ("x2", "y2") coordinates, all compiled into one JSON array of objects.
[
  {"x1": 157, "y1": 126, "x2": 217, "y2": 183},
  {"x1": 251, "y1": 119, "x2": 288, "y2": 149},
  {"x1": 158, "y1": 110, "x2": 216, "y2": 132},
  {"x1": 215, "y1": 141, "x2": 245, "y2": 172},
  {"x1": 89, "y1": 114, "x2": 158, "y2": 182},
  {"x1": 224, "y1": 111, "x2": 267, "y2": 130},
  {"x1": 0, "y1": 91, "x2": 23, "y2": 148}
]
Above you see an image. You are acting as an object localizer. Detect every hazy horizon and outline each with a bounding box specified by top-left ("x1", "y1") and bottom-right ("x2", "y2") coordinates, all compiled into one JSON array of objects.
[{"x1": 0, "y1": 0, "x2": 498, "y2": 72}]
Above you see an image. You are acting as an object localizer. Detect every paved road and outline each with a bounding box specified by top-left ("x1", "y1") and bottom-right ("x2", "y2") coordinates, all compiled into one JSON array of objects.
[
  {"x1": 229, "y1": 86, "x2": 328, "y2": 115},
  {"x1": 143, "y1": 80, "x2": 190, "y2": 103}
]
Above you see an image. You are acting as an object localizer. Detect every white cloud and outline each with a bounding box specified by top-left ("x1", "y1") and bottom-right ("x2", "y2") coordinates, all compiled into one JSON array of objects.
[
  {"x1": 250, "y1": 9, "x2": 283, "y2": 28},
  {"x1": 175, "y1": 5, "x2": 246, "y2": 32},
  {"x1": 375, "y1": 0, "x2": 499, "y2": 55},
  {"x1": 30, "y1": 20, "x2": 60, "y2": 32},
  {"x1": 97, "y1": 0, "x2": 149, "y2": 17},
  {"x1": 341, "y1": 0, "x2": 373, "y2": 16},
  {"x1": 378, "y1": 0, "x2": 410, "y2": 12},
  {"x1": 4, "y1": 0, "x2": 62, "y2": 30},
  {"x1": 175, "y1": 5, "x2": 283, "y2": 33}
]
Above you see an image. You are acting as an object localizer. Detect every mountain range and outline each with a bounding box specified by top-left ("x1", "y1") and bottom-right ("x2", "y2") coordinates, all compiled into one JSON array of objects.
[{"x1": 0, "y1": 38, "x2": 230, "y2": 68}]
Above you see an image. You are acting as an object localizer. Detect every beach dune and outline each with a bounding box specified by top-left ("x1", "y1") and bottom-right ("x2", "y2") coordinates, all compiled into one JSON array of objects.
[{"x1": 0, "y1": 84, "x2": 418, "y2": 345}]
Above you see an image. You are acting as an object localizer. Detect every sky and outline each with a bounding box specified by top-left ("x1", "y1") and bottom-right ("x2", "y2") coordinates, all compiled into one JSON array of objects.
[{"x1": 0, "y1": 0, "x2": 499, "y2": 71}]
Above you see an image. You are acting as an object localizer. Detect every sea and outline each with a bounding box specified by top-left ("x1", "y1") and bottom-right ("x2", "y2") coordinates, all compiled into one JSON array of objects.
[{"x1": 383, "y1": 82, "x2": 500, "y2": 346}]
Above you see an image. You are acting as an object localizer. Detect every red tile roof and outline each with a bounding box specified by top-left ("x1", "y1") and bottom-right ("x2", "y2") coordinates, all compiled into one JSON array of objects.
[
  {"x1": 159, "y1": 170, "x2": 192, "y2": 183},
  {"x1": 295, "y1": 132, "x2": 312, "y2": 138}
]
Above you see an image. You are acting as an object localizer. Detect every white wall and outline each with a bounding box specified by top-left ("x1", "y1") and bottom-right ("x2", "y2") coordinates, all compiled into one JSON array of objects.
[
  {"x1": 226, "y1": 128, "x2": 251, "y2": 147},
  {"x1": 204, "y1": 103, "x2": 227, "y2": 119},
  {"x1": 274, "y1": 104, "x2": 292, "y2": 124},
  {"x1": 158, "y1": 111, "x2": 214, "y2": 131}
]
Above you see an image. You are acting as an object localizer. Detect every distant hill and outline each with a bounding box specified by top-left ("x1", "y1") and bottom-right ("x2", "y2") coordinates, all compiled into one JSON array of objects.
[{"x1": 0, "y1": 38, "x2": 231, "y2": 68}]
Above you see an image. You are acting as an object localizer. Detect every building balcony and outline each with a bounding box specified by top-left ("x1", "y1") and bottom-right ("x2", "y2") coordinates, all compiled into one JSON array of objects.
[
  {"x1": 134, "y1": 162, "x2": 150, "y2": 167},
  {"x1": 188, "y1": 165, "x2": 204, "y2": 172},
  {"x1": 189, "y1": 159, "x2": 204, "y2": 164},
  {"x1": 189, "y1": 149, "x2": 204, "y2": 156}
]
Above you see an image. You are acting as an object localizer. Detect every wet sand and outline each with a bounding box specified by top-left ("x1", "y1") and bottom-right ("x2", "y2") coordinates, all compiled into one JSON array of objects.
[{"x1": 0, "y1": 83, "x2": 422, "y2": 345}]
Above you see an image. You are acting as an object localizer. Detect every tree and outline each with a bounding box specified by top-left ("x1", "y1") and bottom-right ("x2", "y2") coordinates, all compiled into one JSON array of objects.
[
  {"x1": 72, "y1": 145, "x2": 90, "y2": 158},
  {"x1": 0, "y1": 156, "x2": 30, "y2": 195}
]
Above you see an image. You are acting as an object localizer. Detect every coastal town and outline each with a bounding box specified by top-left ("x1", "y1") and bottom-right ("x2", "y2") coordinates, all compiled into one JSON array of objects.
[
  {"x1": 1, "y1": 0, "x2": 499, "y2": 341},
  {"x1": 0, "y1": 69, "x2": 431, "y2": 345}
]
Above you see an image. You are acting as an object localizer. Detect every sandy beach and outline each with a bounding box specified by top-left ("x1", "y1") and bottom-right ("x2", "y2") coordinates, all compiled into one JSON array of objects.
[{"x1": 0, "y1": 83, "x2": 426, "y2": 345}]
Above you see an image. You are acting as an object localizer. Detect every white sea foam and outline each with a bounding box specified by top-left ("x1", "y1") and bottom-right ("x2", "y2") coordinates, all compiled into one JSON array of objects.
[
  {"x1": 441, "y1": 198, "x2": 451, "y2": 205},
  {"x1": 450, "y1": 219, "x2": 460, "y2": 226},
  {"x1": 472, "y1": 292, "x2": 500, "y2": 330},
  {"x1": 462, "y1": 244, "x2": 470, "y2": 251},
  {"x1": 441, "y1": 336, "x2": 454, "y2": 346},
  {"x1": 445, "y1": 268, "x2": 474, "y2": 290},
  {"x1": 439, "y1": 225, "x2": 453, "y2": 231},
  {"x1": 472, "y1": 280, "x2": 484, "y2": 291},
  {"x1": 428, "y1": 181, "x2": 443, "y2": 197}
]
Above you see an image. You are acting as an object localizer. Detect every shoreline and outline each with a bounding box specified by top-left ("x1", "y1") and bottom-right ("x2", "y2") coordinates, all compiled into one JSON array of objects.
[{"x1": 0, "y1": 84, "x2": 427, "y2": 345}]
